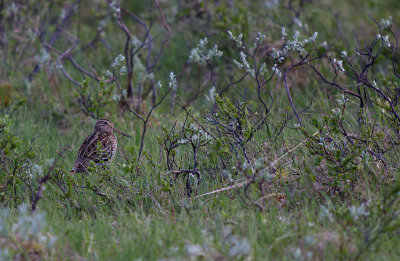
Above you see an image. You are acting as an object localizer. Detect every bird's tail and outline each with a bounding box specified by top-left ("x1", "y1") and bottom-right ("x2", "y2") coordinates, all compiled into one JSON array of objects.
[{"x1": 69, "y1": 166, "x2": 76, "y2": 175}]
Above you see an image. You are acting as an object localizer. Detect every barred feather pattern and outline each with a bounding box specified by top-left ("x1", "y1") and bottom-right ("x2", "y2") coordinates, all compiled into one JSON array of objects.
[{"x1": 70, "y1": 131, "x2": 117, "y2": 174}]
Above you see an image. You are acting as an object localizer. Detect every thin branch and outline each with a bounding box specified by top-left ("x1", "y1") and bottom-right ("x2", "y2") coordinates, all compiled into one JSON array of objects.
[{"x1": 194, "y1": 128, "x2": 323, "y2": 199}]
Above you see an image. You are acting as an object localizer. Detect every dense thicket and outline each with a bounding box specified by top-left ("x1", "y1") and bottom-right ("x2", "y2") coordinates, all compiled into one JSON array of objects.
[{"x1": 1, "y1": 0, "x2": 400, "y2": 260}]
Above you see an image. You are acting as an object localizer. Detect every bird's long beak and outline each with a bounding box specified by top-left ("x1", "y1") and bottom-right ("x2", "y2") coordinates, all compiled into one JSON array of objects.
[{"x1": 113, "y1": 127, "x2": 133, "y2": 138}]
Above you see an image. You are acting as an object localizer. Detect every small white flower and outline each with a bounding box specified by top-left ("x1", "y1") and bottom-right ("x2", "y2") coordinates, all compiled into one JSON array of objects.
[
  {"x1": 381, "y1": 35, "x2": 391, "y2": 47},
  {"x1": 228, "y1": 31, "x2": 243, "y2": 47},
  {"x1": 131, "y1": 35, "x2": 142, "y2": 49},
  {"x1": 169, "y1": 72, "x2": 177, "y2": 91},
  {"x1": 119, "y1": 66, "x2": 127, "y2": 75},
  {"x1": 111, "y1": 94, "x2": 120, "y2": 101},
  {"x1": 59, "y1": 9, "x2": 66, "y2": 20},
  {"x1": 237, "y1": 52, "x2": 255, "y2": 77},
  {"x1": 205, "y1": 86, "x2": 216, "y2": 103},
  {"x1": 228, "y1": 30, "x2": 234, "y2": 40},
  {"x1": 111, "y1": 54, "x2": 125, "y2": 68},
  {"x1": 309, "y1": 32, "x2": 318, "y2": 42},
  {"x1": 35, "y1": 48, "x2": 51, "y2": 64},
  {"x1": 233, "y1": 59, "x2": 243, "y2": 69},
  {"x1": 333, "y1": 58, "x2": 345, "y2": 74},
  {"x1": 256, "y1": 32, "x2": 266, "y2": 42},
  {"x1": 281, "y1": 27, "x2": 287, "y2": 39},
  {"x1": 156, "y1": 80, "x2": 162, "y2": 89},
  {"x1": 380, "y1": 16, "x2": 392, "y2": 29},
  {"x1": 259, "y1": 63, "x2": 268, "y2": 76},
  {"x1": 109, "y1": 1, "x2": 120, "y2": 13},
  {"x1": 188, "y1": 37, "x2": 223, "y2": 65},
  {"x1": 105, "y1": 70, "x2": 113, "y2": 78},
  {"x1": 348, "y1": 204, "x2": 369, "y2": 221},
  {"x1": 293, "y1": 31, "x2": 300, "y2": 41},
  {"x1": 272, "y1": 64, "x2": 282, "y2": 78},
  {"x1": 32, "y1": 164, "x2": 43, "y2": 177},
  {"x1": 294, "y1": 17, "x2": 303, "y2": 28},
  {"x1": 293, "y1": 248, "x2": 302, "y2": 258}
]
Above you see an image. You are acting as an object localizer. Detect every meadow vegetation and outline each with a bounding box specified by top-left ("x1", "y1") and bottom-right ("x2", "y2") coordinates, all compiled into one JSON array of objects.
[{"x1": 1, "y1": 0, "x2": 400, "y2": 260}]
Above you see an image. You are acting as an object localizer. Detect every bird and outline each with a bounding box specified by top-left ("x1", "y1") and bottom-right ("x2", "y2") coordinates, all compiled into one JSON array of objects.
[{"x1": 69, "y1": 118, "x2": 131, "y2": 174}]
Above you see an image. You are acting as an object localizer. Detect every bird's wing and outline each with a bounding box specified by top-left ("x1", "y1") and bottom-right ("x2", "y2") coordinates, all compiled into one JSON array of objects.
[
  {"x1": 77, "y1": 132, "x2": 98, "y2": 159},
  {"x1": 97, "y1": 133, "x2": 116, "y2": 163},
  {"x1": 78, "y1": 132, "x2": 115, "y2": 163},
  {"x1": 107, "y1": 134, "x2": 117, "y2": 161}
]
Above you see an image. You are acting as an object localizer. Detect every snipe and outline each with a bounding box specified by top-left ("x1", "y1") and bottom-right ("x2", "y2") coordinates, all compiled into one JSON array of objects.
[{"x1": 70, "y1": 118, "x2": 130, "y2": 174}]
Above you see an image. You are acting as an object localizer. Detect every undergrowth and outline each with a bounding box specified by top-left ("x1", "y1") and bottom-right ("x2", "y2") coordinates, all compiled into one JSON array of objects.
[{"x1": 1, "y1": 0, "x2": 400, "y2": 260}]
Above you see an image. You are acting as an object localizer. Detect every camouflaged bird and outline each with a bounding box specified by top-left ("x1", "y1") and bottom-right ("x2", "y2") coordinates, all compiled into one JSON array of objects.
[{"x1": 70, "y1": 119, "x2": 130, "y2": 174}]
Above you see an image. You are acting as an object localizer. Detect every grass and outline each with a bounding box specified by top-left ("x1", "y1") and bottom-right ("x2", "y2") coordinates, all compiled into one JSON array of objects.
[
  {"x1": 3, "y1": 91, "x2": 399, "y2": 260},
  {"x1": 1, "y1": 0, "x2": 400, "y2": 260}
]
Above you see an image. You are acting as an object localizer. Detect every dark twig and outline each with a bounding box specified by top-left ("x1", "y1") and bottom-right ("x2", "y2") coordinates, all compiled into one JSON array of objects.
[{"x1": 31, "y1": 147, "x2": 68, "y2": 211}]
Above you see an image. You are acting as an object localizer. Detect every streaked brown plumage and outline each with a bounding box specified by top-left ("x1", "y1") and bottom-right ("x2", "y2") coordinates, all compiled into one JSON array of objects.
[{"x1": 70, "y1": 119, "x2": 120, "y2": 174}]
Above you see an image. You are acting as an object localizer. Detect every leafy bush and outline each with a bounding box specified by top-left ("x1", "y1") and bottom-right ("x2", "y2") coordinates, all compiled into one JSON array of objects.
[{"x1": 1, "y1": 0, "x2": 400, "y2": 260}]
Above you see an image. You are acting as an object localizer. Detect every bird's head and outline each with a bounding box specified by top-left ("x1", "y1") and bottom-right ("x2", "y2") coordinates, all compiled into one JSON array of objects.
[
  {"x1": 95, "y1": 118, "x2": 114, "y2": 133},
  {"x1": 94, "y1": 118, "x2": 132, "y2": 138}
]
